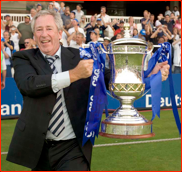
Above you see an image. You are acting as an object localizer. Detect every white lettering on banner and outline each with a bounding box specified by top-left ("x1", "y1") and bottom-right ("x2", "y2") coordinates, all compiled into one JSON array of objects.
[
  {"x1": 1, "y1": 104, "x2": 22, "y2": 116},
  {"x1": 89, "y1": 95, "x2": 94, "y2": 112},
  {"x1": 92, "y1": 69, "x2": 100, "y2": 87},
  {"x1": 146, "y1": 94, "x2": 181, "y2": 107}
]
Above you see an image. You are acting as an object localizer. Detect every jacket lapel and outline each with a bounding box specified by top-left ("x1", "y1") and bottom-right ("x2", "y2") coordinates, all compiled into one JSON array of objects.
[{"x1": 34, "y1": 49, "x2": 53, "y2": 74}]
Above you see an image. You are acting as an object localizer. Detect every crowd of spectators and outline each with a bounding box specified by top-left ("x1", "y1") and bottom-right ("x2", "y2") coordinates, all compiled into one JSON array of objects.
[{"x1": 1, "y1": 2, "x2": 181, "y2": 88}]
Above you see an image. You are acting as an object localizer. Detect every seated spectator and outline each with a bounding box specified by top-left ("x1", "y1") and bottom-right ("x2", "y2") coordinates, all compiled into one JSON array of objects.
[
  {"x1": 73, "y1": 4, "x2": 84, "y2": 22},
  {"x1": 9, "y1": 25, "x2": 21, "y2": 52},
  {"x1": 89, "y1": 30, "x2": 98, "y2": 43},
  {"x1": 84, "y1": 16, "x2": 98, "y2": 43},
  {"x1": 17, "y1": 15, "x2": 33, "y2": 49},
  {"x1": 79, "y1": 15, "x2": 86, "y2": 29},
  {"x1": 61, "y1": 6, "x2": 70, "y2": 26},
  {"x1": 114, "y1": 20, "x2": 124, "y2": 36},
  {"x1": 1, "y1": 38, "x2": 12, "y2": 77},
  {"x1": 60, "y1": 28, "x2": 70, "y2": 47},
  {"x1": 96, "y1": 18, "x2": 107, "y2": 38},
  {"x1": 36, "y1": 4, "x2": 42, "y2": 12},
  {"x1": 134, "y1": 29, "x2": 146, "y2": 40},
  {"x1": 172, "y1": 27, "x2": 180, "y2": 42},
  {"x1": 174, "y1": 17, "x2": 181, "y2": 30},
  {"x1": 172, "y1": 36, "x2": 181, "y2": 73},
  {"x1": 140, "y1": 10, "x2": 150, "y2": 30},
  {"x1": 69, "y1": 32, "x2": 84, "y2": 49},
  {"x1": 165, "y1": 6, "x2": 171, "y2": 16},
  {"x1": 145, "y1": 24, "x2": 152, "y2": 42},
  {"x1": 172, "y1": 6, "x2": 180, "y2": 18},
  {"x1": 48, "y1": 3, "x2": 54, "y2": 10},
  {"x1": 160, "y1": 14, "x2": 175, "y2": 34},
  {"x1": 4, "y1": 14, "x2": 13, "y2": 32},
  {"x1": 116, "y1": 33, "x2": 123, "y2": 40},
  {"x1": 111, "y1": 19, "x2": 120, "y2": 31},
  {"x1": 20, "y1": 38, "x2": 36, "y2": 50},
  {"x1": 155, "y1": 13, "x2": 164, "y2": 26},
  {"x1": 64, "y1": 19, "x2": 72, "y2": 31},
  {"x1": 129, "y1": 16, "x2": 137, "y2": 36},
  {"x1": 3, "y1": 31, "x2": 14, "y2": 52},
  {"x1": 70, "y1": 11, "x2": 76, "y2": 21},
  {"x1": 94, "y1": 28, "x2": 104, "y2": 43},
  {"x1": 103, "y1": 37, "x2": 111, "y2": 69},
  {"x1": 68, "y1": 19, "x2": 85, "y2": 37},
  {"x1": 170, "y1": 12, "x2": 178, "y2": 22},
  {"x1": 59, "y1": 2, "x2": 65, "y2": 15},
  {"x1": 30, "y1": 8, "x2": 37, "y2": 21},
  {"x1": 149, "y1": 14, "x2": 155, "y2": 31}
]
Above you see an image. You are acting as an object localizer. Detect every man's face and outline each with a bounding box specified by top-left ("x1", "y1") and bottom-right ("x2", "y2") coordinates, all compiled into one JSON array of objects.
[
  {"x1": 170, "y1": 13, "x2": 175, "y2": 18},
  {"x1": 76, "y1": 5, "x2": 81, "y2": 11},
  {"x1": 165, "y1": 15, "x2": 170, "y2": 22},
  {"x1": 144, "y1": 11, "x2": 148, "y2": 18},
  {"x1": 25, "y1": 17, "x2": 30, "y2": 23},
  {"x1": 24, "y1": 39, "x2": 30, "y2": 48},
  {"x1": 166, "y1": 6, "x2": 169, "y2": 10},
  {"x1": 101, "y1": 7, "x2": 106, "y2": 13},
  {"x1": 97, "y1": 20, "x2": 101, "y2": 25},
  {"x1": 49, "y1": 4, "x2": 53, "y2": 9},
  {"x1": 70, "y1": 13, "x2": 75, "y2": 19},
  {"x1": 174, "y1": 7, "x2": 177, "y2": 11},
  {"x1": 72, "y1": 20, "x2": 78, "y2": 26},
  {"x1": 76, "y1": 35, "x2": 83, "y2": 44},
  {"x1": 90, "y1": 32, "x2": 97, "y2": 40},
  {"x1": 5, "y1": 16, "x2": 10, "y2": 21},
  {"x1": 34, "y1": 15, "x2": 62, "y2": 56},
  {"x1": 60, "y1": 2, "x2": 65, "y2": 7},
  {"x1": 158, "y1": 37, "x2": 165, "y2": 44},
  {"x1": 30, "y1": 9, "x2": 36, "y2": 16},
  {"x1": 65, "y1": 8, "x2": 70, "y2": 15},
  {"x1": 91, "y1": 16, "x2": 95, "y2": 22},
  {"x1": 37, "y1": 6, "x2": 42, "y2": 11}
]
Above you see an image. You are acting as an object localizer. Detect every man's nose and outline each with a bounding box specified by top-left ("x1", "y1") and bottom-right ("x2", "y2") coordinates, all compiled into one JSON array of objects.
[{"x1": 41, "y1": 29, "x2": 48, "y2": 37}]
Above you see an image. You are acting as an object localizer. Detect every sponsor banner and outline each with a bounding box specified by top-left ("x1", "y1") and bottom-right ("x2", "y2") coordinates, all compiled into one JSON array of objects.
[{"x1": 1, "y1": 74, "x2": 181, "y2": 119}]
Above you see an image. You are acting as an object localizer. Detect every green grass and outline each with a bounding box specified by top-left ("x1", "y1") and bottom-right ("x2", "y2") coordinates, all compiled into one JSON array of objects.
[{"x1": 1, "y1": 110, "x2": 181, "y2": 171}]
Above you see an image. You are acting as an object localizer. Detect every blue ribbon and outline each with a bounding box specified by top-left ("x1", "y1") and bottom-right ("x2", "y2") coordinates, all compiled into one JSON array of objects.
[
  {"x1": 79, "y1": 42, "x2": 108, "y2": 146},
  {"x1": 143, "y1": 42, "x2": 181, "y2": 134}
]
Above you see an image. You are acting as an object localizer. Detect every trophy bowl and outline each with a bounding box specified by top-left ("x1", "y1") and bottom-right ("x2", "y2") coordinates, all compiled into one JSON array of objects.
[{"x1": 99, "y1": 37, "x2": 155, "y2": 139}]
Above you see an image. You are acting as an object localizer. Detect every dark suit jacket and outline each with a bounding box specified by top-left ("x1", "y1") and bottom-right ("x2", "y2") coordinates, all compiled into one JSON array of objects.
[{"x1": 6, "y1": 46, "x2": 110, "y2": 169}]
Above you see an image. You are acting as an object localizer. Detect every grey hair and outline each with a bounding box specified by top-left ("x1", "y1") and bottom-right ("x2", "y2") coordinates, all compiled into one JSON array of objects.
[
  {"x1": 76, "y1": 32, "x2": 84, "y2": 38},
  {"x1": 31, "y1": 10, "x2": 63, "y2": 33}
]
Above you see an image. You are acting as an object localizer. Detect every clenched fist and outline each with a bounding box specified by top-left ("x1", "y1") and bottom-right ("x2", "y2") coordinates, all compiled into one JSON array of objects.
[
  {"x1": 69, "y1": 59, "x2": 94, "y2": 83},
  {"x1": 149, "y1": 61, "x2": 170, "y2": 81}
]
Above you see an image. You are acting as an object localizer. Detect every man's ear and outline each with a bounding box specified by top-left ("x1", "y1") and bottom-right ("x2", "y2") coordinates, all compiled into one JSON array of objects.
[{"x1": 59, "y1": 30, "x2": 62, "y2": 40}]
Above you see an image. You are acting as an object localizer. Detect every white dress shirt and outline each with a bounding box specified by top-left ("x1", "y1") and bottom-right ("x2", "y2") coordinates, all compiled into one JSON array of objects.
[{"x1": 41, "y1": 46, "x2": 76, "y2": 140}]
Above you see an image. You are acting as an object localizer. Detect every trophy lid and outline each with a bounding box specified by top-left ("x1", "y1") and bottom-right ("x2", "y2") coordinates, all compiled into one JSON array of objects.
[{"x1": 112, "y1": 38, "x2": 147, "y2": 46}]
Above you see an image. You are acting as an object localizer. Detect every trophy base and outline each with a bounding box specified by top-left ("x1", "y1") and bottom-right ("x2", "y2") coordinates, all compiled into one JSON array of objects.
[{"x1": 99, "y1": 113, "x2": 155, "y2": 139}]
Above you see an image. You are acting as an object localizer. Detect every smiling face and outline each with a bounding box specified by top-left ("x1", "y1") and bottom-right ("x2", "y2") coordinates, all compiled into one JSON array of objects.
[{"x1": 33, "y1": 15, "x2": 62, "y2": 56}]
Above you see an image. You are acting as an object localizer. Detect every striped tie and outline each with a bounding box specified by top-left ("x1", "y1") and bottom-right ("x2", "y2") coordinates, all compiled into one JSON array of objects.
[{"x1": 46, "y1": 55, "x2": 65, "y2": 137}]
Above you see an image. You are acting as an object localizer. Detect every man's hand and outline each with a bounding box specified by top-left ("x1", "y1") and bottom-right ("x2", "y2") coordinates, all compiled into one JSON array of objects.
[
  {"x1": 149, "y1": 61, "x2": 170, "y2": 81},
  {"x1": 1, "y1": 81, "x2": 5, "y2": 89},
  {"x1": 69, "y1": 59, "x2": 94, "y2": 83}
]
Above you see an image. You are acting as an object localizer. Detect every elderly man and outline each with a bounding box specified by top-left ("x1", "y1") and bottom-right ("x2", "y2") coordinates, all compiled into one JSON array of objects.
[{"x1": 6, "y1": 10, "x2": 169, "y2": 171}]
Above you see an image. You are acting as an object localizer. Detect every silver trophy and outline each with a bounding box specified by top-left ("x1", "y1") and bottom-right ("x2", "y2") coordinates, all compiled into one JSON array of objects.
[{"x1": 99, "y1": 24, "x2": 155, "y2": 139}]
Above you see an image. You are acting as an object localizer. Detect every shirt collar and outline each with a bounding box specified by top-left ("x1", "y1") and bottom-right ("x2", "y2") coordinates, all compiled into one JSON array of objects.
[{"x1": 41, "y1": 46, "x2": 61, "y2": 59}]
